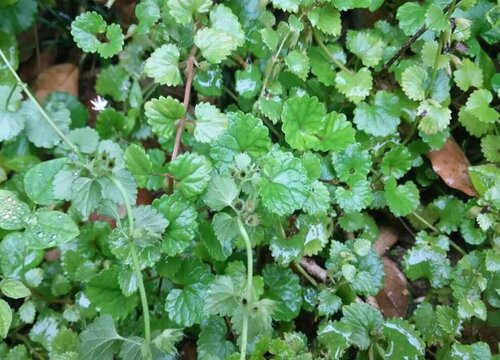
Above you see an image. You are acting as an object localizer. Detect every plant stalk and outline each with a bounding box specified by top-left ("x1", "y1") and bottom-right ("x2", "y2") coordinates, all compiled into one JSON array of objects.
[
  {"x1": 313, "y1": 30, "x2": 352, "y2": 74},
  {"x1": 108, "y1": 175, "x2": 152, "y2": 358},
  {"x1": 236, "y1": 216, "x2": 253, "y2": 360},
  {"x1": 0, "y1": 49, "x2": 79, "y2": 154}
]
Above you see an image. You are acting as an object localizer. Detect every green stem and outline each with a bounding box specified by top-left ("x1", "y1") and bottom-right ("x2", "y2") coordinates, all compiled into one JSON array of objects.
[
  {"x1": 108, "y1": 175, "x2": 152, "y2": 357},
  {"x1": 236, "y1": 216, "x2": 253, "y2": 360},
  {"x1": 293, "y1": 262, "x2": 319, "y2": 287},
  {"x1": 0, "y1": 49, "x2": 79, "y2": 154},
  {"x1": 411, "y1": 211, "x2": 466, "y2": 256},
  {"x1": 313, "y1": 30, "x2": 352, "y2": 74}
]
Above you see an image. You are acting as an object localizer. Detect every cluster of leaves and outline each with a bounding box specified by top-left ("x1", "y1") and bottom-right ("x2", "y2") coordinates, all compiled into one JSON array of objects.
[{"x1": 0, "y1": 0, "x2": 499, "y2": 359}]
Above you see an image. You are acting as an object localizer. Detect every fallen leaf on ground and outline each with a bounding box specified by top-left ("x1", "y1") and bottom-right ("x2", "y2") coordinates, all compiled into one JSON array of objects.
[
  {"x1": 427, "y1": 136, "x2": 477, "y2": 197},
  {"x1": 373, "y1": 226, "x2": 398, "y2": 256},
  {"x1": 375, "y1": 257, "x2": 409, "y2": 317},
  {"x1": 35, "y1": 63, "x2": 79, "y2": 102}
]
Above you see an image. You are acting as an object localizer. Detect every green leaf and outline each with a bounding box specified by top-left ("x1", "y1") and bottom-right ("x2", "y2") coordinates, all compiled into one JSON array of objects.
[
  {"x1": 0, "y1": 279, "x2": 30, "y2": 299},
  {"x1": 421, "y1": 41, "x2": 450, "y2": 70},
  {"x1": 346, "y1": 30, "x2": 385, "y2": 68},
  {"x1": 308, "y1": 5, "x2": 341, "y2": 36},
  {"x1": 431, "y1": 196, "x2": 465, "y2": 233},
  {"x1": 396, "y1": 2, "x2": 426, "y2": 36},
  {"x1": 204, "y1": 176, "x2": 239, "y2": 211},
  {"x1": 67, "y1": 128, "x2": 99, "y2": 154},
  {"x1": 450, "y1": 342, "x2": 492, "y2": 360},
  {"x1": 262, "y1": 264, "x2": 302, "y2": 321},
  {"x1": 332, "y1": 143, "x2": 372, "y2": 181},
  {"x1": 152, "y1": 328, "x2": 183, "y2": 355},
  {"x1": 417, "y1": 100, "x2": 451, "y2": 134},
  {"x1": 403, "y1": 246, "x2": 451, "y2": 288},
  {"x1": 481, "y1": 135, "x2": 500, "y2": 162},
  {"x1": 0, "y1": 0, "x2": 37, "y2": 33},
  {"x1": 258, "y1": 95, "x2": 283, "y2": 123},
  {"x1": 385, "y1": 177, "x2": 420, "y2": 216},
  {"x1": 353, "y1": 91, "x2": 401, "y2": 137},
  {"x1": 341, "y1": 303, "x2": 383, "y2": 350},
  {"x1": 285, "y1": 50, "x2": 310, "y2": 81},
  {"x1": 318, "y1": 321, "x2": 350, "y2": 358},
  {"x1": 153, "y1": 193, "x2": 198, "y2": 256},
  {"x1": 197, "y1": 316, "x2": 236, "y2": 359},
  {"x1": 210, "y1": 112, "x2": 271, "y2": 171},
  {"x1": 304, "y1": 180, "x2": 331, "y2": 215},
  {"x1": 24, "y1": 158, "x2": 67, "y2": 205},
  {"x1": 24, "y1": 210, "x2": 79, "y2": 249},
  {"x1": 258, "y1": 150, "x2": 308, "y2": 216},
  {"x1": 169, "y1": 153, "x2": 212, "y2": 198},
  {"x1": 125, "y1": 144, "x2": 152, "y2": 188},
  {"x1": 335, "y1": 177, "x2": 372, "y2": 213},
  {"x1": 166, "y1": 283, "x2": 208, "y2": 327},
  {"x1": 79, "y1": 315, "x2": 122, "y2": 360},
  {"x1": 317, "y1": 289, "x2": 342, "y2": 316},
  {"x1": 281, "y1": 94, "x2": 325, "y2": 150},
  {"x1": 425, "y1": 5, "x2": 450, "y2": 33},
  {"x1": 0, "y1": 85, "x2": 24, "y2": 141},
  {"x1": 464, "y1": 89, "x2": 499, "y2": 124},
  {"x1": 135, "y1": 0, "x2": 160, "y2": 34},
  {"x1": 144, "y1": 44, "x2": 182, "y2": 86},
  {"x1": 0, "y1": 232, "x2": 43, "y2": 278},
  {"x1": 271, "y1": 0, "x2": 300, "y2": 13},
  {"x1": 0, "y1": 299, "x2": 12, "y2": 339},
  {"x1": 71, "y1": 12, "x2": 123, "y2": 58},
  {"x1": 335, "y1": 67, "x2": 373, "y2": 104},
  {"x1": 21, "y1": 100, "x2": 71, "y2": 148},
  {"x1": 453, "y1": 58, "x2": 483, "y2": 91},
  {"x1": 85, "y1": 267, "x2": 138, "y2": 320},
  {"x1": 205, "y1": 275, "x2": 239, "y2": 316},
  {"x1": 401, "y1": 65, "x2": 428, "y2": 101},
  {"x1": 194, "y1": 102, "x2": 228, "y2": 143},
  {"x1": 95, "y1": 109, "x2": 132, "y2": 139},
  {"x1": 167, "y1": 0, "x2": 212, "y2": 25},
  {"x1": 95, "y1": 65, "x2": 130, "y2": 102},
  {"x1": 144, "y1": 96, "x2": 185, "y2": 139},
  {"x1": 381, "y1": 145, "x2": 412, "y2": 179},
  {"x1": 19, "y1": 301, "x2": 36, "y2": 324},
  {"x1": 235, "y1": 64, "x2": 262, "y2": 99},
  {"x1": 308, "y1": 46, "x2": 338, "y2": 86},
  {"x1": 383, "y1": 319, "x2": 425, "y2": 359},
  {"x1": 0, "y1": 189, "x2": 29, "y2": 230}
]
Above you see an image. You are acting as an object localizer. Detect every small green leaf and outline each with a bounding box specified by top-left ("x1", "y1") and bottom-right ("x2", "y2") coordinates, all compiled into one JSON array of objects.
[
  {"x1": 204, "y1": 176, "x2": 239, "y2": 211},
  {"x1": 271, "y1": 0, "x2": 300, "y2": 13},
  {"x1": 194, "y1": 102, "x2": 228, "y2": 143},
  {"x1": 197, "y1": 316, "x2": 236, "y2": 359},
  {"x1": 453, "y1": 59, "x2": 483, "y2": 91},
  {"x1": 425, "y1": 5, "x2": 450, "y2": 33},
  {"x1": 381, "y1": 146, "x2": 412, "y2": 179},
  {"x1": 0, "y1": 190, "x2": 29, "y2": 230},
  {"x1": 144, "y1": 44, "x2": 182, "y2": 86},
  {"x1": 464, "y1": 89, "x2": 499, "y2": 124},
  {"x1": 341, "y1": 303, "x2": 383, "y2": 350},
  {"x1": 24, "y1": 211, "x2": 79, "y2": 249},
  {"x1": 0, "y1": 85, "x2": 24, "y2": 141},
  {"x1": 167, "y1": 0, "x2": 212, "y2": 25},
  {"x1": 152, "y1": 328, "x2": 183, "y2": 355},
  {"x1": 169, "y1": 153, "x2": 212, "y2": 198},
  {"x1": 135, "y1": 0, "x2": 160, "y2": 34},
  {"x1": 24, "y1": 158, "x2": 67, "y2": 205},
  {"x1": 95, "y1": 65, "x2": 130, "y2": 102},
  {"x1": 332, "y1": 143, "x2": 372, "y2": 181},
  {"x1": 205, "y1": 276, "x2": 239, "y2": 317},
  {"x1": 259, "y1": 150, "x2": 308, "y2": 216},
  {"x1": 0, "y1": 0, "x2": 37, "y2": 34},
  {"x1": 335, "y1": 177, "x2": 373, "y2": 213},
  {"x1": 166, "y1": 283, "x2": 208, "y2": 327},
  {"x1": 335, "y1": 68, "x2": 372, "y2": 104},
  {"x1": 308, "y1": 5, "x2": 341, "y2": 36},
  {"x1": 0, "y1": 299, "x2": 12, "y2": 339},
  {"x1": 79, "y1": 315, "x2": 122, "y2": 360},
  {"x1": 19, "y1": 301, "x2": 36, "y2": 324},
  {"x1": 317, "y1": 289, "x2": 342, "y2": 316},
  {"x1": 396, "y1": 2, "x2": 426, "y2": 36},
  {"x1": 263, "y1": 264, "x2": 302, "y2": 321},
  {"x1": 235, "y1": 64, "x2": 262, "y2": 99},
  {"x1": 0, "y1": 279, "x2": 30, "y2": 299},
  {"x1": 384, "y1": 178, "x2": 420, "y2": 216},
  {"x1": 125, "y1": 144, "x2": 152, "y2": 188},
  {"x1": 401, "y1": 65, "x2": 428, "y2": 101},
  {"x1": 450, "y1": 342, "x2": 492, "y2": 360},
  {"x1": 0, "y1": 233, "x2": 43, "y2": 278},
  {"x1": 346, "y1": 30, "x2": 385, "y2": 68},
  {"x1": 481, "y1": 135, "x2": 500, "y2": 162},
  {"x1": 418, "y1": 100, "x2": 451, "y2": 134},
  {"x1": 144, "y1": 96, "x2": 185, "y2": 139},
  {"x1": 353, "y1": 91, "x2": 401, "y2": 137},
  {"x1": 285, "y1": 50, "x2": 310, "y2": 81},
  {"x1": 383, "y1": 319, "x2": 425, "y2": 359}
]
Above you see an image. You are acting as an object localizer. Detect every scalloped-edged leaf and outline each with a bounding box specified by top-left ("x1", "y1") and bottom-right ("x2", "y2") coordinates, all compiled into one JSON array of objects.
[{"x1": 144, "y1": 44, "x2": 182, "y2": 86}]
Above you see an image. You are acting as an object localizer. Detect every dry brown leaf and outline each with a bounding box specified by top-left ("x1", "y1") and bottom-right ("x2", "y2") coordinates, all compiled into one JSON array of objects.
[
  {"x1": 375, "y1": 257, "x2": 409, "y2": 318},
  {"x1": 373, "y1": 226, "x2": 398, "y2": 256},
  {"x1": 34, "y1": 63, "x2": 79, "y2": 102},
  {"x1": 427, "y1": 136, "x2": 477, "y2": 197}
]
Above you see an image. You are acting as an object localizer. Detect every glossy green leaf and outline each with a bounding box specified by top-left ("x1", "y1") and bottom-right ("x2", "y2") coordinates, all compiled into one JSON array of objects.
[
  {"x1": 79, "y1": 315, "x2": 122, "y2": 360},
  {"x1": 385, "y1": 177, "x2": 420, "y2": 216},
  {"x1": 125, "y1": 144, "x2": 152, "y2": 188},
  {"x1": 0, "y1": 279, "x2": 30, "y2": 299},
  {"x1": 169, "y1": 152, "x2": 212, "y2": 198},
  {"x1": 194, "y1": 102, "x2": 228, "y2": 143},
  {"x1": 144, "y1": 96, "x2": 185, "y2": 139},
  {"x1": 0, "y1": 299, "x2": 12, "y2": 339},
  {"x1": 144, "y1": 44, "x2": 182, "y2": 86},
  {"x1": 335, "y1": 67, "x2": 372, "y2": 104},
  {"x1": 24, "y1": 158, "x2": 67, "y2": 205},
  {"x1": 0, "y1": 190, "x2": 29, "y2": 230},
  {"x1": 262, "y1": 264, "x2": 302, "y2": 321},
  {"x1": 166, "y1": 283, "x2": 208, "y2": 327}
]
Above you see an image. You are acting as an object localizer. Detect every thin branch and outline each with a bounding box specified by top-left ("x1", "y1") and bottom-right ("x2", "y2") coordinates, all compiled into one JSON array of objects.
[
  {"x1": 299, "y1": 258, "x2": 327, "y2": 282},
  {"x1": 382, "y1": 3, "x2": 452, "y2": 72}
]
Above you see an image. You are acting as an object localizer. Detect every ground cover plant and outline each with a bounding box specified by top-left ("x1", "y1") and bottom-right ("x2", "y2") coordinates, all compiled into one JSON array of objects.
[{"x1": 0, "y1": 0, "x2": 499, "y2": 358}]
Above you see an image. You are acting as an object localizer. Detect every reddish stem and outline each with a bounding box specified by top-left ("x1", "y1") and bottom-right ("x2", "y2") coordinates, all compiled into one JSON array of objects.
[{"x1": 169, "y1": 46, "x2": 197, "y2": 193}]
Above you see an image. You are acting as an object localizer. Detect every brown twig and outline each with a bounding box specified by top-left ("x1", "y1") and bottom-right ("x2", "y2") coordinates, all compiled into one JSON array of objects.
[
  {"x1": 382, "y1": 4, "x2": 452, "y2": 72},
  {"x1": 299, "y1": 258, "x2": 327, "y2": 282},
  {"x1": 168, "y1": 45, "x2": 197, "y2": 194}
]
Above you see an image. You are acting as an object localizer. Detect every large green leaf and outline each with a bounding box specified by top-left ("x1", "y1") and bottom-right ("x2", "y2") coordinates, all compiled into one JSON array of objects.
[
  {"x1": 24, "y1": 158, "x2": 67, "y2": 205},
  {"x1": 24, "y1": 211, "x2": 79, "y2": 249},
  {"x1": 166, "y1": 283, "x2": 208, "y2": 327},
  {"x1": 262, "y1": 264, "x2": 302, "y2": 321}
]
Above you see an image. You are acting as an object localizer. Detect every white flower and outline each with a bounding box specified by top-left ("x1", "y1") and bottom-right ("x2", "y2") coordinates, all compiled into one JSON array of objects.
[{"x1": 90, "y1": 96, "x2": 108, "y2": 112}]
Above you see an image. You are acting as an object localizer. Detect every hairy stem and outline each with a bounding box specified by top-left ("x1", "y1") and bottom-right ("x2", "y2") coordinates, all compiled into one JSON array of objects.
[
  {"x1": 0, "y1": 49, "x2": 79, "y2": 154},
  {"x1": 236, "y1": 217, "x2": 253, "y2": 360},
  {"x1": 108, "y1": 175, "x2": 152, "y2": 357}
]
